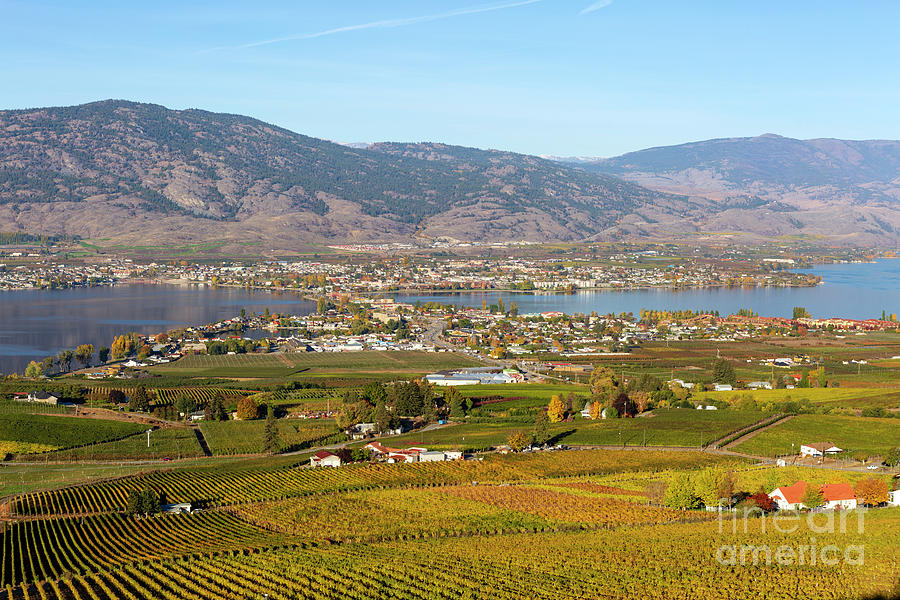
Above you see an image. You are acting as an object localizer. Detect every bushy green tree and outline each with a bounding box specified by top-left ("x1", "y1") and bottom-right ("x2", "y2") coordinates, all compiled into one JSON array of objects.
[
  {"x1": 664, "y1": 472, "x2": 700, "y2": 510},
  {"x1": 24, "y1": 361, "x2": 43, "y2": 378},
  {"x1": 882, "y1": 447, "x2": 900, "y2": 467},
  {"x1": 175, "y1": 395, "x2": 196, "y2": 420},
  {"x1": 801, "y1": 485, "x2": 824, "y2": 509},
  {"x1": 125, "y1": 489, "x2": 159, "y2": 517}
]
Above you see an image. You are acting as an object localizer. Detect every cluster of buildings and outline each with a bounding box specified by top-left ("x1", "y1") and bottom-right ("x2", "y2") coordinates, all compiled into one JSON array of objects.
[
  {"x1": 425, "y1": 367, "x2": 525, "y2": 387},
  {"x1": 0, "y1": 261, "x2": 118, "y2": 289},
  {"x1": 309, "y1": 443, "x2": 463, "y2": 467},
  {"x1": 768, "y1": 481, "x2": 900, "y2": 511},
  {"x1": 2, "y1": 249, "x2": 822, "y2": 295}
]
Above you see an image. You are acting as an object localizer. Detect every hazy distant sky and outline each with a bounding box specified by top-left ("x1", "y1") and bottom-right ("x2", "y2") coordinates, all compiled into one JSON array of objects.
[{"x1": 2, "y1": 1, "x2": 898, "y2": 156}]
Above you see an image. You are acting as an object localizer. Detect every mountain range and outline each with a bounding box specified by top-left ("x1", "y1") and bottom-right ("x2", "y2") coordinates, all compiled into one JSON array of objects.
[{"x1": 1, "y1": 100, "x2": 898, "y2": 252}]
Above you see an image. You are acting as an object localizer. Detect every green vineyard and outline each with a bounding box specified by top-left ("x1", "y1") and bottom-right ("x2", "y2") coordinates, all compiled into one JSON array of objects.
[{"x1": 200, "y1": 419, "x2": 343, "y2": 455}]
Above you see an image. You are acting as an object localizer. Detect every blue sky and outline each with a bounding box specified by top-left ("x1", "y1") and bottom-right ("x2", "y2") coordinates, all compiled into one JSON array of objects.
[{"x1": 2, "y1": 1, "x2": 898, "y2": 156}]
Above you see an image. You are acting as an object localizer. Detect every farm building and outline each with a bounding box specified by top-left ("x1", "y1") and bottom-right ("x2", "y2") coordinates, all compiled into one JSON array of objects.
[
  {"x1": 426, "y1": 367, "x2": 521, "y2": 386},
  {"x1": 747, "y1": 381, "x2": 773, "y2": 389},
  {"x1": 800, "y1": 442, "x2": 843, "y2": 457},
  {"x1": 347, "y1": 422, "x2": 377, "y2": 440},
  {"x1": 161, "y1": 503, "x2": 193, "y2": 514},
  {"x1": 310, "y1": 450, "x2": 342, "y2": 468},
  {"x1": 820, "y1": 483, "x2": 857, "y2": 510},
  {"x1": 364, "y1": 442, "x2": 458, "y2": 463},
  {"x1": 22, "y1": 391, "x2": 59, "y2": 405},
  {"x1": 769, "y1": 481, "x2": 808, "y2": 510},
  {"x1": 769, "y1": 481, "x2": 858, "y2": 510},
  {"x1": 889, "y1": 489, "x2": 900, "y2": 506}
]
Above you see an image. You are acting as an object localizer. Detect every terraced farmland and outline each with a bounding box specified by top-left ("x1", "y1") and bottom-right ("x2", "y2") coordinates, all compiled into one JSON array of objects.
[
  {"x1": 13, "y1": 510, "x2": 900, "y2": 600},
  {"x1": 0, "y1": 511, "x2": 288, "y2": 586},
  {"x1": 5, "y1": 449, "x2": 732, "y2": 518}
]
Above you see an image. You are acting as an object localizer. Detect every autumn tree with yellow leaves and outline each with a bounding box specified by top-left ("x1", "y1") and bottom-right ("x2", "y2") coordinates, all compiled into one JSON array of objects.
[{"x1": 547, "y1": 394, "x2": 566, "y2": 423}]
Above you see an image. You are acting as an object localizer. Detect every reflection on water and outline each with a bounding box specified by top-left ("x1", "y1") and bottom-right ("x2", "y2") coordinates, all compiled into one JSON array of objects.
[
  {"x1": 394, "y1": 260, "x2": 900, "y2": 320},
  {"x1": 0, "y1": 284, "x2": 315, "y2": 374}
]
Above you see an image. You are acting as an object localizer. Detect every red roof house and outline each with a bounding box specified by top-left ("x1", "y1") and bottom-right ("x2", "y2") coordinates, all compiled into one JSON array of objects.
[{"x1": 310, "y1": 450, "x2": 341, "y2": 468}]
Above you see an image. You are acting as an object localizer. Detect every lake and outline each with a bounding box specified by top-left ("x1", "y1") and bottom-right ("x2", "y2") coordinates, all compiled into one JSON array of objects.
[
  {"x1": 1, "y1": 260, "x2": 897, "y2": 375},
  {"x1": 0, "y1": 284, "x2": 315, "y2": 374},
  {"x1": 393, "y1": 259, "x2": 900, "y2": 320}
]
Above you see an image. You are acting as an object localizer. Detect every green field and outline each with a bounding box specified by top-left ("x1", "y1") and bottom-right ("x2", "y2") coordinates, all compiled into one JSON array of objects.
[
  {"x1": 700, "y1": 387, "x2": 900, "y2": 410},
  {"x1": 152, "y1": 351, "x2": 478, "y2": 378},
  {"x1": 732, "y1": 414, "x2": 900, "y2": 457},
  {"x1": 389, "y1": 409, "x2": 764, "y2": 451},
  {"x1": 200, "y1": 418, "x2": 343, "y2": 454},
  {"x1": 19, "y1": 427, "x2": 207, "y2": 461},
  {"x1": 0, "y1": 414, "x2": 147, "y2": 455},
  {"x1": 0, "y1": 401, "x2": 73, "y2": 416},
  {"x1": 0, "y1": 455, "x2": 300, "y2": 498}
]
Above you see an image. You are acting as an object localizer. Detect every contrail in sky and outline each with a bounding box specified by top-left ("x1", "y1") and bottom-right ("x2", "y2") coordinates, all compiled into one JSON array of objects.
[
  {"x1": 224, "y1": 0, "x2": 543, "y2": 50},
  {"x1": 580, "y1": 0, "x2": 613, "y2": 14}
]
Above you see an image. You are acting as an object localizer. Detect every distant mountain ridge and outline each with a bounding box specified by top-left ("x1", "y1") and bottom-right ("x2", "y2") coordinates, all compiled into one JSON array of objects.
[
  {"x1": 557, "y1": 134, "x2": 900, "y2": 241},
  {"x1": 0, "y1": 100, "x2": 689, "y2": 250},
  {"x1": 0, "y1": 101, "x2": 898, "y2": 251}
]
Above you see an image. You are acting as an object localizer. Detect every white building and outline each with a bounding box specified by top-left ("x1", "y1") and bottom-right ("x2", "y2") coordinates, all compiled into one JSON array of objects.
[
  {"x1": 769, "y1": 481, "x2": 807, "y2": 510},
  {"x1": 310, "y1": 450, "x2": 342, "y2": 467},
  {"x1": 800, "y1": 442, "x2": 843, "y2": 457},
  {"x1": 889, "y1": 489, "x2": 900, "y2": 506},
  {"x1": 820, "y1": 483, "x2": 857, "y2": 510}
]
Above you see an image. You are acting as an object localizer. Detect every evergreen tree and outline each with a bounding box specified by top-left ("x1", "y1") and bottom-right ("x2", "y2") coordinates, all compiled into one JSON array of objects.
[
  {"x1": 129, "y1": 385, "x2": 151, "y2": 412},
  {"x1": 374, "y1": 400, "x2": 396, "y2": 433},
  {"x1": 447, "y1": 388, "x2": 466, "y2": 420},
  {"x1": 712, "y1": 358, "x2": 736, "y2": 385},
  {"x1": 125, "y1": 489, "x2": 143, "y2": 516},
  {"x1": 393, "y1": 381, "x2": 424, "y2": 416},
  {"x1": 140, "y1": 489, "x2": 159, "y2": 515},
  {"x1": 531, "y1": 410, "x2": 550, "y2": 446},
  {"x1": 204, "y1": 392, "x2": 229, "y2": 421},
  {"x1": 263, "y1": 405, "x2": 279, "y2": 454}
]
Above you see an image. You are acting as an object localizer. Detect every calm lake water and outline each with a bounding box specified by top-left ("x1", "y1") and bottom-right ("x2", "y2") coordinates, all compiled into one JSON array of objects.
[
  {"x1": 394, "y1": 260, "x2": 900, "y2": 320},
  {"x1": 0, "y1": 285, "x2": 315, "y2": 374},
  {"x1": 1, "y1": 260, "x2": 897, "y2": 375}
]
